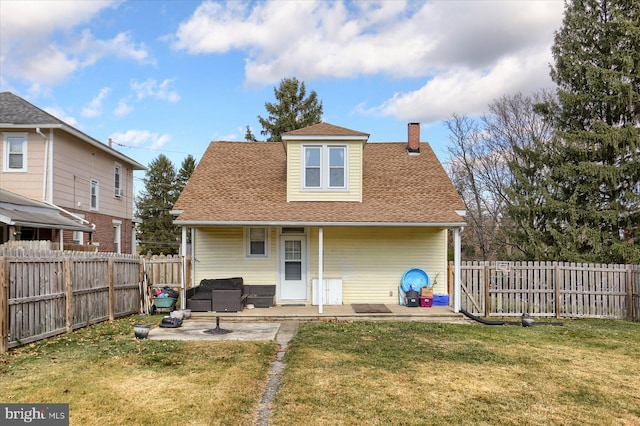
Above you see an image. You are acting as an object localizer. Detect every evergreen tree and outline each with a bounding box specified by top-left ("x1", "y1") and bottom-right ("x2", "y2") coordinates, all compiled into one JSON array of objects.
[
  {"x1": 244, "y1": 125, "x2": 258, "y2": 142},
  {"x1": 257, "y1": 77, "x2": 323, "y2": 142},
  {"x1": 136, "y1": 154, "x2": 180, "y2": 255},
  {"x1": 508, "y1": 0, "x2": 639, "y2": 263},
  {"x1": 176, "y1": 155, "x2": 197, "y2": 193}
]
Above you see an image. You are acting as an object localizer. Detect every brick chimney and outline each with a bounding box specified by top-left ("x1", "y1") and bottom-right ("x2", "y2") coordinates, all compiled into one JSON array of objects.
[{"x1": 407, "y1": 122, "x2": 420, "y2": 154}]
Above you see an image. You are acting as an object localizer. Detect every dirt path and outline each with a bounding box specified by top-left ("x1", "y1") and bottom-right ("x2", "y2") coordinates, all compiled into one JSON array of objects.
[{"x1": 254, "y1": 321, "x2": 299, "y2": 426}]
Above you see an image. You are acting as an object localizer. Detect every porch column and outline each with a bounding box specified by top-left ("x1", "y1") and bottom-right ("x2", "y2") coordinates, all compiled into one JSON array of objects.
[
  {"x1": 180, "y1": 226, "x2": 187, "y2": 310},
  {"x1": 454, "y1": 227, "x2": 462, "y2": 313},
  {"x1": 318, "y1": 227, "x2": 324, "y2": 314}
]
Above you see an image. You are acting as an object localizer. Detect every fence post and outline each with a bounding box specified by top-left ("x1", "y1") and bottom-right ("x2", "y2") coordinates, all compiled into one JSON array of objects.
[
  {"x1": 484, "y1": 263, "x2": 490, "y2": 317},
  {"x1": 108, "y1": 257, "x2": 114, "y2": 321},
  {"x1": 65, "y1": 258, "x2": 73, "y2": 333},
  {"x1": 555, "y1": 263, "x2": 562, "y2": 319},
  {"x1": 0, "y1": 257, "x2": 8, "y2": 354},
  {"x1": 627, "y1": 266, "x2": 633, "y2": 322}
]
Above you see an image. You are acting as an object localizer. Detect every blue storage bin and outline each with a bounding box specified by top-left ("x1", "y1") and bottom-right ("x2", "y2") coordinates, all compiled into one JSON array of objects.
[{"x1": 432, "y1": 295, "x2": 450, "y2": 306}]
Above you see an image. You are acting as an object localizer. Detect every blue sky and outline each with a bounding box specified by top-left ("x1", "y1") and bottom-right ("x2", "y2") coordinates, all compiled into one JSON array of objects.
[{"x1": 0, "y1": 0, "x2": 565, "y2": 194}]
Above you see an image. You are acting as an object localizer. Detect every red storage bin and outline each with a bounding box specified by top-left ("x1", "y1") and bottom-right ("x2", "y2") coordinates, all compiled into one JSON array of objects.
[{"x1": 419, "y1": 296, "x2": 433, "y2": 308}]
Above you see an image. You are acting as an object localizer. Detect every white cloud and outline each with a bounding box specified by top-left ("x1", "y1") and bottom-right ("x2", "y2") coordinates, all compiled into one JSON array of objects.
[
  {"x1": 114, "y1": 99, "x2": 134, "y2": 117},
  {"x1": 171, "y1": 0, "x2": 564, "y2": 123},
  {"x1": 109, "y1": 129, "x2": 170, "y2": 150},
  {"x1": 0, "y1": 0, "x2": 151, "y2": 91},
  {"x1": 81, "y1": 87, "x2": 111, "y2": 118},
  {"x1": 43, "y1": 106, "x2": 79, "y2": 128},
  {"x1": 131, "y1": 78, "x2": 180, "y2": 103},
  {"x1": 372, "y1": 48, "x2": 556, "y2": 123}
]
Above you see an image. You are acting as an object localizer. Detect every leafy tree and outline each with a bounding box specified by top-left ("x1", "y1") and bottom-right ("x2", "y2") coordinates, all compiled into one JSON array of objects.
[
  {"x1": 136, "y1": 154, "x2": 180, "y2": 255},
  {"x1": 446, "y1": 91, "x2": 556, "y2": 261},
  {"x1": 244, "y1": 125, "x2": 258, "y2": 142},
  {"x1": 257, "y1": 77, "x2": 323, "y2": 142},
  {"x1": 511, "y1": 0, "x2": 640, "y2": 263}
]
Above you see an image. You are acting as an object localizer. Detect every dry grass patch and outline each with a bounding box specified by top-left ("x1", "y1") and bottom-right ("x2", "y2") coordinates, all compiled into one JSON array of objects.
[
  {"x1": 0, "y1": 315, "x2": 277, "y2": 426},
  {"x1": 271, "y1": 320, "x2": 640, "y2": 426}
]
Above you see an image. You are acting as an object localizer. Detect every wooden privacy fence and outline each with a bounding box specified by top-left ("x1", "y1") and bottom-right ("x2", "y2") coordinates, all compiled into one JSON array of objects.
[
  {"x1": 0, "y1": 249, "x2": 190, "y2": 353},
  {"x1": 454, "y1": 261, "x2": 640, "y2": 321}
]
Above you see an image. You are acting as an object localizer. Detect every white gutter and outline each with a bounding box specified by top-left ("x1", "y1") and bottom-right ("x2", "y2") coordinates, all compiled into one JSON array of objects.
[
  {"x1": 173, "y1": 220, "x2": 467, "y2": 228},
  {"x1": 42, "y1": 200, "x2": 92, "y2": 226}
]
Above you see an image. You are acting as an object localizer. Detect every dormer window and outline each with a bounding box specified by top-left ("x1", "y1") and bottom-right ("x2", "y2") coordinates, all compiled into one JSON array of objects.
[{"x1": 303, "y1": 145, "x2": 347, "y2": 191}]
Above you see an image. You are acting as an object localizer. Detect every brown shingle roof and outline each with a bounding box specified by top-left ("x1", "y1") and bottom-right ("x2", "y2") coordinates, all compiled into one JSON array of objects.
[
  {"x1": 282, "y1": 122, "x2": 369, "y2": 137},
  {"x1": 174, "y1": 140, "x2": 465, "y2": 226}
]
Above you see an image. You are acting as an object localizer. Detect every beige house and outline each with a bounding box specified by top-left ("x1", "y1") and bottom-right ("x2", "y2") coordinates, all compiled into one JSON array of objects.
[
  {"x1": 172, "y1": 122, "x2": 466, "y2": 310},
  {"x1": 0, "y1": 92, "x2": 146, "y2": 253}
]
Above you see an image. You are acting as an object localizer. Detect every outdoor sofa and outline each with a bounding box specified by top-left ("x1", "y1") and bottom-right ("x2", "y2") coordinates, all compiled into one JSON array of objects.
[
  {"x1": 186, "y1": 277, "x2": 246, "y2": 312},
  {"x1": 186, "y1": 279, "x2": 276, "y2": 312}
]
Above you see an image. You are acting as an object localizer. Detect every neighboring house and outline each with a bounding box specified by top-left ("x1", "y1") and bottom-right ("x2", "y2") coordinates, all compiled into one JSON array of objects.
[
  {"x1": 0, "y1": 188, "x2": 94, "y2": 245},
  {"x1": 172, "y1": 122, "x2": 466, "y2": 309},
  {"x1": 0, "y1": 92, "x2": 146, "y2": 253}
]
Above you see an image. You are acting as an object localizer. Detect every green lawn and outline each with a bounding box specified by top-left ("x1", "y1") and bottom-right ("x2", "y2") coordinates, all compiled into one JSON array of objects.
[
  {"x1": 272, "y1": 319, "x2": 640, "y2": 426},
  {"x1": 1, "y1": 317, "x2": 639, "y2": 425}
]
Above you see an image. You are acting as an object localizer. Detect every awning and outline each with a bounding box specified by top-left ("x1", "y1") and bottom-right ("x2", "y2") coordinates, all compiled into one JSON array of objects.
[{"x1": 0, "y1": 208, "x2": 94, "y2": 232}]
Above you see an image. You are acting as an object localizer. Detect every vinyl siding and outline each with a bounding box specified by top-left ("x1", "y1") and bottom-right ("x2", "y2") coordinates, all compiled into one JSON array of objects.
[
  {"x1": 193, "y1": 227, "x2": 278, "y2": 285},
  {"x1": 52, "y1": 132, "x2": 133, "y2": 219},
  {"x1": 0, "y1": 131, "x2": 46, "y2": 200},
  {"x1": 308, "y1": 227, "x2": 449, "y2": 304},
  {"x1": 286, "y1": 141, "x2": 363, "y2": 202},
  {"x1": 192, "y1": 225, "x2": 449, "y2": 305}
]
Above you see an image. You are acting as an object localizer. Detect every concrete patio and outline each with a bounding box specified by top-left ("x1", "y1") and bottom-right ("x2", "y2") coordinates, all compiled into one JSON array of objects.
[
  {"x1": 146, "y1": 304, "x2": 471, "y2": 342},
  {"x1": 187, "y1": 303, "x2": 469, "y2": 323}
]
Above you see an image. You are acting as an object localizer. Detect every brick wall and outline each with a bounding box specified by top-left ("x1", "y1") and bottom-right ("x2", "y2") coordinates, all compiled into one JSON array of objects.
[{"x1": 62, "y1": 210, "x2": 134, "y2": 254}]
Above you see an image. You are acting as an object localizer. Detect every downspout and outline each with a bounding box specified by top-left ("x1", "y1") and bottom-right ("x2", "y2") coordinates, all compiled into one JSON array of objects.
[
  {"x1": 36, "y1": 128, "x2": 48, "y2": 202},
  {"x1": 48, "y1": 128, "x2": 53, "y2": 203},
  {"x1": 454, "y1": 227, "x2": 462, "y2": 313},
  {"x1": 181, "y1": 226, "x2": 187, "y2": 310},
  {"x1": 37, "y1": 127, "x2": 95, "y2": 231},
  {"x1": 318, "y1": 227, "x2": 324, "y2": 314}
]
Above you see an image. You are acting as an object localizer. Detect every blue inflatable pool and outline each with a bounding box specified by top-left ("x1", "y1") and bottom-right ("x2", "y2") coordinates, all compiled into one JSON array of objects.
[{"x1": 401, "y1": 268, "x2": 430, "y2": 293}]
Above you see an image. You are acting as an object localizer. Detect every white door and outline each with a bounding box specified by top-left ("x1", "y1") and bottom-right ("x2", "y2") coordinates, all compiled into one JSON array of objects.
[{"x1": 280, "y1": 236, "x2": 307, "y2": 301}]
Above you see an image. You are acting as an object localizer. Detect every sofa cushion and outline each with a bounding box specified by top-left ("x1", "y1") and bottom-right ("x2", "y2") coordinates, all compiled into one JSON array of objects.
[
  {"x1": 190, "y1": 290, "x2": 212, "y2": 300},
  {"x1": 199, "y1": 277, "x2": 243, "y2": 291}
]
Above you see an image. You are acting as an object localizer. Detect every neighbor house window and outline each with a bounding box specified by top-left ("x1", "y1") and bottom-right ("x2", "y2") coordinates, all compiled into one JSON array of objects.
[
  {"x1": 90, "y1": 179, "x2": 99, "y2": 210},
  {"x1": 113, "y1": 220, "x2": 122, "y2": 254},
  {"x1": 3, "y1": 133, "x2": 27, "y2": 172},
  {"x1": 303, "y1": 145, "x2": 347, "y2": 190},
  {"x1": 245, "y1": 227, "x2": 269, "y2": 258},
  {"x1": 114, "y1": 164, "x2": 122, "y2": 197}
]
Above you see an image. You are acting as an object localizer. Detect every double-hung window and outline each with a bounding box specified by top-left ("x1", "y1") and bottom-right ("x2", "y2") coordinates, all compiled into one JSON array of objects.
[
  {"x1": 3, "y1": 133, "x2": 27, "y2": 172},
  {"x1": 114, "y1": 164, "x2": 122, "y2": 197},
  {"x1": 303, "y1": 145, "x2": 347, "y2": 190},
  {"x1": 90, "y1": 179, "x2": 99, "y2": 211},
  {"x1": 245, "y1": 227, "x2": 269, "y2": 258}
]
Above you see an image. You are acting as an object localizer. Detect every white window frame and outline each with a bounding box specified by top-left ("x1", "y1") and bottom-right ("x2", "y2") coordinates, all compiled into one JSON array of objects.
[
  {"x1": 3, "y1": 132, "x2": 27, "y2": 172},
  {"x1": 90, "y1": 178, "x2": 99, "y2": 211},
  {"x1": 244, "y1": 227, "x2": 270, "y2": 258},
  {"x1": 113, "y1": 220, "x2": 122, "y2": 254},
  {"x1": 114, "y1": 164, "x2": 122, "y2": 198},
  {"x1": 302, "y1": 144, "x2": 348, "y2": 191}
]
